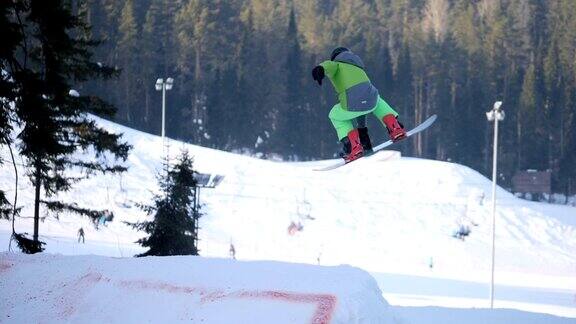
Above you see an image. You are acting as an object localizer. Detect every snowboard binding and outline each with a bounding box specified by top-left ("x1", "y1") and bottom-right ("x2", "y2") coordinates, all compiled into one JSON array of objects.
[
  {"x1": 339, "y1": 129, "x2": 364, "y2": 163},
  {"x1": 382, "y1": 115, "x2": 407, "y2": 142}
]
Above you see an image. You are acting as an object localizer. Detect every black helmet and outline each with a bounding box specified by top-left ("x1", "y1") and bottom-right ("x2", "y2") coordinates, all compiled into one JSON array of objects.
[{"x1": 331, "y1": 47, "x2": 349, "y2": 61}]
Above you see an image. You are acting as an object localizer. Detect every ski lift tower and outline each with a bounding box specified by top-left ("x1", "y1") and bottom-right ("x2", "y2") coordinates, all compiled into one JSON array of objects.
[{"x1": 192, "y1": 173, "x2": 225, "y2": 249}]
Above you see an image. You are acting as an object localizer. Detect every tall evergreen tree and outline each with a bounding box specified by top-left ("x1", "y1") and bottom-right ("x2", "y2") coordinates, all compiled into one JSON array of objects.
[
  {"x1": 141, "y1": 0, "x2": 183, "y2": 132},
  {"x1": 117, "y1": 0, "x2": 139, "y2": 124},
  {"x1": 230, "y1": 6, "x2": 257, "y2": 148},
  {"x1": 518, "y1": 60, "x2": 547, "y2": 170},
  {"x1": 0, "y1": 0, "x2": 23, "y2": 219},
  {"x1": 394, "y1": 41, "x2": 414, "y2": 155},
  {"x1": 278, "y1": 6, "x2": 305, "y2": 157},
  {"x1": 129, "y1": 151, "x2": 200, "y2": 257},
  {"x1": 175, "y1": 0, "x2": 211, "y2": 144},
  {"x1": 9, "y1": 0, "x2": 131, "y2": 253}
]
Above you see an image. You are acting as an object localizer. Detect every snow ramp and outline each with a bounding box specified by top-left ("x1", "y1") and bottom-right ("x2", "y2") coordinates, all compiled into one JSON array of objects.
[{"x1": 0, "y1": 253, "x2": 395, "y2": 323}]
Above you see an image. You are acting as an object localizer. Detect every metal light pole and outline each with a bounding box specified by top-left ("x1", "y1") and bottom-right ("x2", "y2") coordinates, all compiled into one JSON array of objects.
[
  {"x1": 155, "y1": 78, "x2": 173, "y2": 157},
  {"x1": 486, "y1": 101, "x2": 504, "y2": 309}
]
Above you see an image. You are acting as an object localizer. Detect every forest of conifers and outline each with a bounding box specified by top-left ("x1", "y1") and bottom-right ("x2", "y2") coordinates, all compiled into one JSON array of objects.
[{"x1": 80, "y1": 0, "x2": 576, "y2": 193}]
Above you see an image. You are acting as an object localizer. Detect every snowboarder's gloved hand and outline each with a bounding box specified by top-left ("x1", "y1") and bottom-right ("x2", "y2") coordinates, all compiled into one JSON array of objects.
[{"x1": 312, "y1": 65, "x2": 324, "y2": 86}]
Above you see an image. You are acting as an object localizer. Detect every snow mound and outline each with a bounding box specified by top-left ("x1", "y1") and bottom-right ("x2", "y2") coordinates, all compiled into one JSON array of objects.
[{"x1": 0, "y1": 253, "x2": 394, "y2": 324}]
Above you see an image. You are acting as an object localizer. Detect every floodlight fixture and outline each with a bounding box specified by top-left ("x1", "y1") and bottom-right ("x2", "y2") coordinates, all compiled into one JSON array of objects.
[
  {"x1": 166, "y1": 77, "x2": 174, "y2": 90},
  {"x1": 155, "y1": 77, "x2": 174, "y2": 158},
  {"x1": 155, "y1": 78, "x2": 163, "y2": 91}
]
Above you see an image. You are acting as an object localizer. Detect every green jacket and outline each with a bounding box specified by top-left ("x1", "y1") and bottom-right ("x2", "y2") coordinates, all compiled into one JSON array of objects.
[{"x1": 320, "y1": 51, "x2": 379, "y2": 112}]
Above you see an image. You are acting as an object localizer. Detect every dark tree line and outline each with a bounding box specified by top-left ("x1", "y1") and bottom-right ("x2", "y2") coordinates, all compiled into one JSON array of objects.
[{"x1": 79, "y1": 0, "x2": 576, "y2": 194}]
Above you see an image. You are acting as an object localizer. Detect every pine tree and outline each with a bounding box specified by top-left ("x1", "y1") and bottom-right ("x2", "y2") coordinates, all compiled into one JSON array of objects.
[
  {"x1": 0, "y1": 1, "x2": 23, "y2": 219},
  {"x1": 550, "y1": 0, "x2": 576, "y2": 194},
  {"x1": 378, "y1": 45, "x2": 395, "y2": 98},
  {"x1": 129, "y1": 151, "x2": 200, "y2": 257},
  {"x1": 518, "y1": 60, "x2": 547, "y2": 170},
  {"x1": 9, "y1": 0, "x2": 131, "y2": 253},
  {"x1": 279, "y1": 6, "x2": 304, "y2": 157},
  {"x1": 542, "y1": 40, "x2": 563, "y2": 176},
  {"x1": 230, "y1": 6, "x2": 257, "y2": 148},
  {"x1": 117, "y1": 0, "x2": 139, "y2": 124},
  {"x1": 559, "y1": 90, "x2": 576, "y2": 195},
  {"x1": 174, "y1": 0, "x2": 212, "y2": 144},
  {"x1": 394, "y1": 41, "x2": 414, "y2": 155},
  {"x1": 141, "y1": 0, "x2": 164, "y2": 131}
]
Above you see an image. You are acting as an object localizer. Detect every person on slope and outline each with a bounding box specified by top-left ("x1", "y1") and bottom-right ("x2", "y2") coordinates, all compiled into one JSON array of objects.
[{"x1": 312, "y1": 47, "x2": 407, "y2": 163}]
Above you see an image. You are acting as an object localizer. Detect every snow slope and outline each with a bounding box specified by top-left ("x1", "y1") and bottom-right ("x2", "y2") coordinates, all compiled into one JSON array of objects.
[{"x1": 1, "y1": 116, "x2": 575, "y2": 322}]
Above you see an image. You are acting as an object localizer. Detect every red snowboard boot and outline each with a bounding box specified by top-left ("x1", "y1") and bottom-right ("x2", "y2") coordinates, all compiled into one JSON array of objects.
[
  {"x1": 382, "y1": 114, "x2": 407, "y2": 142},
  {"x1": 339, "y1": 129, "x2": 364, "y2": 163}
]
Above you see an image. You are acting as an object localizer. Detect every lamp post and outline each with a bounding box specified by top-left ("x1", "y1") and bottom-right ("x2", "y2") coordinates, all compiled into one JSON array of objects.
[
  {"x1": 155, "y1": 78, "x2": 173, "y2": 156},
  {"x1": 486, "y1": 101, "x2": 504, "y2": 309}
]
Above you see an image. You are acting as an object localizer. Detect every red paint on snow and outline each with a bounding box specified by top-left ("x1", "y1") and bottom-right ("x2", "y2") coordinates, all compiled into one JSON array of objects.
[
  {"x1": 118, "y1": 279, "x2": 337, "y2": 323},
  {"x1": 209, "y1": 290, "x2": 337, "y2": 324},
  {"x1": 58, "y1": 272, "x2": 103, "y2": 318},
  {"x1": 54, "y1": 271, "x2": 337, "y2": 324},
  {"x1": 198, "y1": 290, "x2": 337, "y2": 323},
  {"x1": 117, "y1": 278, "x2": 198, "y2": 294},
  {"x1": 0, "y1": 261, "x2": 12, "y2": 273}
]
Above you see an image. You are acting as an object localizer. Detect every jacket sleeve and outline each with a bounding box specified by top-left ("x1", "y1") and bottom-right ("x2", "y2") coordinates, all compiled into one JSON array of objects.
[{"x1": 320, "y1": 60, "x2": 338, "y2": 78}]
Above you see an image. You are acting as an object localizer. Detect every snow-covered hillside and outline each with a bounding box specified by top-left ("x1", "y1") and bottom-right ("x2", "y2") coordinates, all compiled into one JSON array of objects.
[{"x1": 1, "y1": 116, "x2": 575, "y2": 322}]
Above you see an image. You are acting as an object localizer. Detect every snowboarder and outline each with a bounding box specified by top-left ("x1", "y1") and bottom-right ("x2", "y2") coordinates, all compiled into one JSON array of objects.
[{"x1": 312, "y1": 47, "x2": 407, "y2": 162}]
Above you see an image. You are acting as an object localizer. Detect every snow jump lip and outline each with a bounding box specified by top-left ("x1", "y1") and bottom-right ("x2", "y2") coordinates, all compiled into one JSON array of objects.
[{"x1": 1, "y1": 253, "x2": 393, "y2": 324}]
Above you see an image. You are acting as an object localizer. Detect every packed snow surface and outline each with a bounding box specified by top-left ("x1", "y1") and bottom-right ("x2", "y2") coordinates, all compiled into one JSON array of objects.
[
  {"x1": 1, "y1": 116, "x2": 575, "y2": 323},
  {"x1": 0, "y1": 253, "x2": 394, "y2": 323}
]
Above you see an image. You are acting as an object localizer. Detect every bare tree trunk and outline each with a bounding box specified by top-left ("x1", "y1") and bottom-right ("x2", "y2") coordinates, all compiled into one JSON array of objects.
[
  {"x1": 559, "y1": 108, "x2": 564, "y2": 157},
  {"x1": 144, "y1": 86, "x2": 150, "y2": 126},
  {"x1": 124, "y1": 75, "x2": 131, "y2": 123},
  {"x1": 414, "y1": 77, "x2": 424, "y2": 157},
  {"x1": 195, "y1": 46, "x2": 202, "y2": 83},
  {"x1": 424, "y1": 81, "x2": 432, "y2": 158},
  {"x1": 517, "y1": 123, "x2": 522, "y2": 169},
  {"x1": 33, "y1": 165, "x2": 41, "y2": 243}
]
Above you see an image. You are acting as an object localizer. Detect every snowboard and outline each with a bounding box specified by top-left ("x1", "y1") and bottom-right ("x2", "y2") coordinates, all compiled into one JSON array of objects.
[{"x1": 314, "y1": 114, "x2": 437, "y2": 171}]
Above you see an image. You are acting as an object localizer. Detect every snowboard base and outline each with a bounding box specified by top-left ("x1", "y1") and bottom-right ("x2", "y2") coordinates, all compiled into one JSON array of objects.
[{"x1": 314, "y1": 114, "x2": 437, "y2": 171}]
